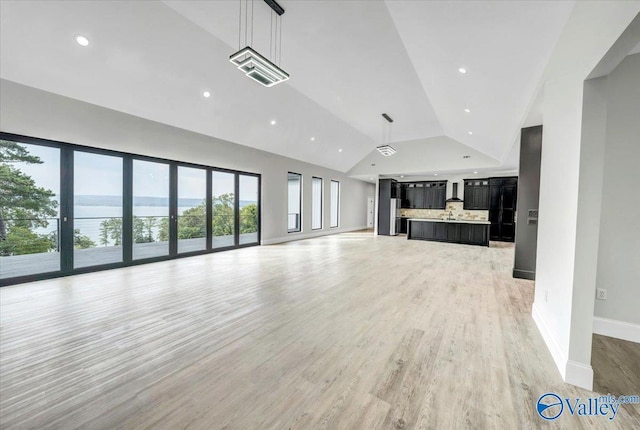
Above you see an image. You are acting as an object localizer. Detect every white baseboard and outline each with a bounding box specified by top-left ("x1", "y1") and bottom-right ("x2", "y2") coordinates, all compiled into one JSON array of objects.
[
  {"x1": 261, "y1": 225, "x2": 369, "y2": 245},
  {"x1": 593, "y1": 317, "x2": 640, "y2": 343},
  {"x1": 565, "y1": 360, "x2": 593, "y2": 391},
  {"x1": 532, "y1": 302, "x2": 594, "y2": 390},
  {"x1": 532, "y1": 301, "x2": 567, "y2": 380}
]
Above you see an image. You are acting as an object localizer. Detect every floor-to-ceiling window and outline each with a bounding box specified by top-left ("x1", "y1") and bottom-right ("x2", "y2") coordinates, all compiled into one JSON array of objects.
[
  {"x1": 239, "y1": 174, "x2": 259, "y2": 245},
  {"x1": 0, "y1": 140, "x2": 60, "y2": 279},
  {"x1": 177, "y1": 166, "x2": 207, "y2": 254},
  {"x1": 288, "y1": 172, "x2": 302, "y2": 233},
  {"x1": 330, "y1": 180, "x2": 340, "y2": 228},
  {"x1": 0, "y1": 132, "x2": 261, "y2": 286},
  {"x1": 312, "y1": 177, "x2": 323, "y2": 230},
  {"x1": 74, "y1": 151, "x2": 123, "y2": 268},
  {"x1": 132, "y1": 159, "x2": 170, "y2": 260},
  {"x1": 212, "y1": 171, "x2": 235, "y2": 249}
]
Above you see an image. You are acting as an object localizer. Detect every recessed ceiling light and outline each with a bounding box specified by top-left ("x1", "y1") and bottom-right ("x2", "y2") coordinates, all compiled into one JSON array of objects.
[
  {"x1": 400, "y1": 175, "x2": 404, "y2": 178},
  {"x1": 434, "y1": 173, "x2": 438, "y2": 176},
  {"x1": 370, "y1": 177, "x2": 374, "y2": 180},
  {"x1": 464, "y1": 108, "x2": 470, "y2": 113},
  {"x1": 310, "y1": 137, "x2": 315, "y2": 141},
  {"x1": 338, "y1": 149, "x2": 343, "y2": 152},
  {"x1": 202, "y1": 91, "x2": 211, "y2": 98},
  {"x1": 474, "y1": 171, "x2": 478, "y2": 174},
  {"x1": 75, "y1": 35, "x2": 89, "y2": 47},
  {"x1": 458, "y1": 67, "x2": 467, "y2": 74},
  {"x1": 468, "y1": 131, "x2": 473, "y2": 135},
  {"x1": 270, "y1": 120, "x2": 276, "y2": 125}
]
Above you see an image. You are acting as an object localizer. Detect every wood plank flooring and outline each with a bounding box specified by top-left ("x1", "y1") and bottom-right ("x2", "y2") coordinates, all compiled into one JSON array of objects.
[{"x1": 1, "y1": 232, "x2": 638, "y2": 429}]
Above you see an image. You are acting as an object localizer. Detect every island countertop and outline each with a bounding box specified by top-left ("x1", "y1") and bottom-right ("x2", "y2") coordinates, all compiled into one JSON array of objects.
[{"x1": 407, "y1": 218, "x2": 491, "y2": 225}]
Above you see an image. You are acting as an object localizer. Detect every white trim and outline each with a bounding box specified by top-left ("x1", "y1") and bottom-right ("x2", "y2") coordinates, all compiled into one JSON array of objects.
[
  {"x1": 261, "y1": 225, "x2": 368, "y2": 245},
  {"x1": 532, "y1": 301, "x2": 567, "y2": 379},
  {"x1": 565, "y1": 360, "x2": 593, "y2": 391},
  {"x1": 593, "y1": 317, "x2": 640, "y2": 343}
]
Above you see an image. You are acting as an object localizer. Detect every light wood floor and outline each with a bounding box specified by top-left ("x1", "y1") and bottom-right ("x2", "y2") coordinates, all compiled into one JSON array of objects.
[{"x1": 1, "y1": 232, "x2": 638, "y2": 429}]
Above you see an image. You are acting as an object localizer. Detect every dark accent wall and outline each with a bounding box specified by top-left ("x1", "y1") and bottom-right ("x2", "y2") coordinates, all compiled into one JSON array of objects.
[{"x1": 513, "y1": 125, "x2": 542, "y2": 280}]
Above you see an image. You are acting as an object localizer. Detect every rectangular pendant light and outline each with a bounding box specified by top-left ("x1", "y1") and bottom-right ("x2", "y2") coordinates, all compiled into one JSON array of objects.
[{"x1": 230, "y1": 46, "x2": 290, "y2": 87}]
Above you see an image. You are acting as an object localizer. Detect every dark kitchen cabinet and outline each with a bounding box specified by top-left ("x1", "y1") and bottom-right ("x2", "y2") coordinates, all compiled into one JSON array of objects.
[
  {"x1": 402, "y1": 181, "x2": 447, "y2": 209},
  {"x1": 408, "y1": 220, "x2": 489, "y2": 246},
  {"x1": 400, "y1": 217, "x2": 408, "y2": 234},
  {"x1": 463, "y1": 179, "x2": 490, "y2": 210},
  {"x1": 489, "y1": 177, "x2": 518, "y2": 242}
]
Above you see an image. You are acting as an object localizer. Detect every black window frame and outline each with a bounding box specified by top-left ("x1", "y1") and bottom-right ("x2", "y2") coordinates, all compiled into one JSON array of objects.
[
  {"x1": 0, "y1": 131, "x2": 261, "y2": 287},
  {"x1": 287, "y1": 172, "x2": 302, "y2": 233},
  {"x1": 330, "y1": 180, "x2": 340, "y2": 228},
  {"x1": 311, "y1": 176, "x2": 323, "y2": 231}
]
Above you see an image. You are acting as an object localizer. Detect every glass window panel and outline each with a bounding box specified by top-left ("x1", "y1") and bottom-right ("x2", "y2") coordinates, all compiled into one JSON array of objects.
[
  {"x1": 312, "y1": 177, "x2": 323, "y2": 230},
  {"x1": 212, "y1": 171, "x2": 235, "y2": 249},
  {"x1": 330, "y1": 180, "x2": 340, "y2": 228},
  {"x1": 239, "y1": 175, "x2": 259, "y2": 245},
  {"x1": 133, "y1": 160, "x2": 169, "y2": 260},
  {"x1": 288, "y1": 173, "x2": 301, "y2": 233},
  {"x1": 177, "y1": 166, "x2": 206, "y2": 253},
  {"x1": 0, "y1": 140, "x2": 60, "y2": 278},
  {"x1": 74, "y1": 152, "x2": 123, "y2": 268}
]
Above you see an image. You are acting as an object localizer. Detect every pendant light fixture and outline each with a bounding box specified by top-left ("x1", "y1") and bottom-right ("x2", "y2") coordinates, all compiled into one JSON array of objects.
[
  {"x1": 376, "y1": 113, "x2": 397, "y2": 156},
  {"x1": 230, "y1": 0, "x2": 289, "y2": 87}
]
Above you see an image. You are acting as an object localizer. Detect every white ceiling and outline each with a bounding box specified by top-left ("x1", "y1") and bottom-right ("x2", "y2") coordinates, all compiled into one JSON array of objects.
[{"x1": 0, "y1": 0, "x2": 576, "y2": 176}]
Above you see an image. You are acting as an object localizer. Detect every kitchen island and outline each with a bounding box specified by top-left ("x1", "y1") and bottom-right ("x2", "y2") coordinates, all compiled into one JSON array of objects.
[{"x1": 407, "y1": 218, "x2": 490, "y2": 246}]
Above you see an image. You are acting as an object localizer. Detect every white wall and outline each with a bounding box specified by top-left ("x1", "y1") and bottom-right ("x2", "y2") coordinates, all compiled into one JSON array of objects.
[
  {"x1": 594, "y1": 53, "x2": 640, "y2": 327},
  {"x1": 0, "y1": 79, "x2": 375, "y2": 245},
  {"x1": 531, "y1": 1, "x2": 640, "y2": 390}
]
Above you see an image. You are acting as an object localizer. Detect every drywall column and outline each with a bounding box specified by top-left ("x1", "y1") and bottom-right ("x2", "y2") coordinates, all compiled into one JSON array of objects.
[
  {"x1": 565, "y1": 76, "x2": 609, "y2": 388},
  {"x1": 533, "y1": 75, "x2": 586, "y2": 387},
  {"x1": 531, "y1": 1, "x2": 640, "y2": 391},
  {"x1": 513, "y1": 125, "x2": 542, "y2": 280},
  {"x1": 594, "y1": 53, "x2": 640, "y2": 341}
]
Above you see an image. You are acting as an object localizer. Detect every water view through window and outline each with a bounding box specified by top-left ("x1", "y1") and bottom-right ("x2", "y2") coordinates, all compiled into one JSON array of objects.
[{"x1": 0, "y1": 134, "x2": 261, "y2": 285}]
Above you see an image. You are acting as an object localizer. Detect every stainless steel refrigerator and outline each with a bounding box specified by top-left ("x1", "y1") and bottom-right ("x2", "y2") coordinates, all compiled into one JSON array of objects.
[{"x1": 389, "y1": 198, "x2": 401, "y2": 236}]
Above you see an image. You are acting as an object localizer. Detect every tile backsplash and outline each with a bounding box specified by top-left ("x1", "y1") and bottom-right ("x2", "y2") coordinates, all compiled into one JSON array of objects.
[{"x1": 400, "y1": 201, "x2": 488, "y2": 221}]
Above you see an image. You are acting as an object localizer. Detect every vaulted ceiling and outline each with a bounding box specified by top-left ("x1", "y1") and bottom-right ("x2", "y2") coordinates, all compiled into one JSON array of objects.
[{"x1": 0, "y1": 0, "x2": 577, "y2": 176}]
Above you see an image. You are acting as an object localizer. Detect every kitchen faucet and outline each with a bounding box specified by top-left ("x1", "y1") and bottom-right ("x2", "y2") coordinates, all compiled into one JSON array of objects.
[{"x1": 448, "y1": 211, "x2": 453, "y2": 221}]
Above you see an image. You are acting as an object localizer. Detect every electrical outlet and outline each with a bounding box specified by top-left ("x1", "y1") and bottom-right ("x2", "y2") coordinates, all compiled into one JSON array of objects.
[{"x1": 596, "y1": 288, "x2": 607, "y2": 300}]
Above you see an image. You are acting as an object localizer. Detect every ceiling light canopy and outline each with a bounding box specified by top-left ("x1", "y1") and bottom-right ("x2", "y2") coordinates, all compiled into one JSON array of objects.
[{"x1": 230, "y1": 0, "x2": 289, "y2": 87}]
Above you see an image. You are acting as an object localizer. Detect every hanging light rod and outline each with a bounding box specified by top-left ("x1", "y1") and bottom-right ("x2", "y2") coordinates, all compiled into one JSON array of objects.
[
  {"x1": 382, "y1": 113, "x2": 394, "y2": 123},
  {"x1": 264, "y1": 0, "x2": 285, "y2": 15}
]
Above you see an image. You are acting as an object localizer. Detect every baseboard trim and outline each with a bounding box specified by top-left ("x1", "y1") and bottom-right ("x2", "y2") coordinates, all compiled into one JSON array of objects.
[
  {"x1": 261, "y1": 226, "x2": 369, "y2": 245},
  {"x1": 531, "y1": 301, "x2": 567, "y2": 380},
  {"x1": 593, "y1": 317, "x2": 640, "y2": 343},
  {"x1": 565, "y1": 360, "x2": 593, "y2": 391},
  {"x1": 513, "y1": 268, "x2": 535, "y2": 280}
]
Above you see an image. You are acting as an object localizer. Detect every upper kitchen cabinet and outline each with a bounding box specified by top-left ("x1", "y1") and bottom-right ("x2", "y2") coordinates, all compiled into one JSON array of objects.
[
  {"x1": 403, "y1": 181, "x2": 447, "y2": 209},
  {"x1": 463, "y1": 179, "x2": 490, "y2": 210}
]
